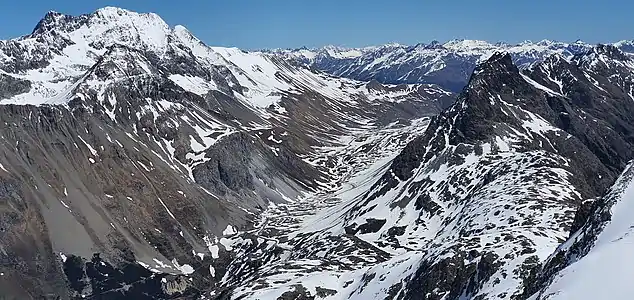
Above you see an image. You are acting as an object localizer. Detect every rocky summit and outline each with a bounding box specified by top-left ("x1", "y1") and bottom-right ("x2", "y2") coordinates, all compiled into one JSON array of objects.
[{"x1": 0, "y1": 6, "x2": 633, "y2": 300}]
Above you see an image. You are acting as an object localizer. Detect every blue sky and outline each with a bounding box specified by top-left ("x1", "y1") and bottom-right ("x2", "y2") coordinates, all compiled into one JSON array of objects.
[{"x1": 0, "y1": 0, "x2": 631, "y2": 49}]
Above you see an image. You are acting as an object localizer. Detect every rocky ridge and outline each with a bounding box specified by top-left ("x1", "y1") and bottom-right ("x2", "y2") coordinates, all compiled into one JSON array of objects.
[
  {"x1": 270, "y1": 39, "x2": 634, "y2": 92},
  {"x1": 0, "y1": 7, "x2": 452, "y2": 299},
  {"x1": 223, "y1": 47, "x2": 634, "y2": 299},
  {"x1": 1, "y1": 6, "x2": 634, "y2": 300}
]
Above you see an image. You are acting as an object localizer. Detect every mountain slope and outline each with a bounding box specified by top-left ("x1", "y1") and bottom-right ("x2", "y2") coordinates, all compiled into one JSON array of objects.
[
  {"x1": 0, "y1": 7, "x2": 454, "y2": 299},
  {"x1": 2, "y1": 6, "x2": 634, "y2": 300},
  {"x1": 524, "y1": 162, "x2": 634, "y2": 299},
  {"x1": 220, "y1": 48, "x2": 634, "y2": 299}
]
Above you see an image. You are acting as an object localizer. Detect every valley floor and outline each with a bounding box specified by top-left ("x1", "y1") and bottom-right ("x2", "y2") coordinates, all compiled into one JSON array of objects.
[{"x1": 213, "y1": 118, "x2": 431, "y2": 299}]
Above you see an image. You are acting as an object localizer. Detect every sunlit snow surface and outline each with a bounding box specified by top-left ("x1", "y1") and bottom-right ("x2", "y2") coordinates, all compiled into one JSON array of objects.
[
  {"x1": 272, "y1": 39, "x2": 611, "y2": 87},
  {"x1": 222, "y1": 118, "x2": 433, "y2": 299},
  {"x1": 5, "y1": 6, "x2": 628, "y2": 299},
  {"x1": 0, "y1": 7, "x2": 364, "y2": 109},
  {"x1": 215, "y1": 65, "x2": 598, "y2": 299},
  {"x1": 529, "y1": 163, "x2": 634, "y2": 300},
  {"x1": 0, "y1": 7, "x2": 460, "y2": 284}
]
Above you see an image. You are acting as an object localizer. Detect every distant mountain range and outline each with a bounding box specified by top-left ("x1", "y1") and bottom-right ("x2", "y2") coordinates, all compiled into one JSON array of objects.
[
  {"x1": 1, "y1": 6, "x2": 634, "y2": 300},
  {"x1": 268, "y1": 39, "x2": 634, "y2": 92}
]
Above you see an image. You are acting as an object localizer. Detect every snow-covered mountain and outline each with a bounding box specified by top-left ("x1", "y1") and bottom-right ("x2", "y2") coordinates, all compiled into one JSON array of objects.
[
  {"x1": 224, "y1": 45, "x2": 634, "y2": 299},
  {"x1": 524, "y1": 162, "x2": 634, "y2": 299},
  {"x1": 270, "y1": 39, "x2": 634, "y2": 92},
  {"x1": 2, "y1": 6, "x2": 634, "y2": 300},
  {"x1": 0, "y1": 7, "x2": 454, "y2": 299}
]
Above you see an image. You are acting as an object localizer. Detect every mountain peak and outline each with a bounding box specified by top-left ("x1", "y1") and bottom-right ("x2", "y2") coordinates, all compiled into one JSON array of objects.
[
  {"x1": 575, "y1": 44, "x2": 630, "y2": 63},
  {"x1": 91, "y1": 6, "x2": 167, "y2": 25},
  {"x1": 474, "y1": 51, "x2": 515, "y2": 74},
  {"x1": 425, "y1": 40, "x2": 445, "y2": 49},
  {"x1": 464, "y1": 51, "x2": 522, "y2": 97},
  {"x1": 31, "y1": 7, "x2": 152, "y2": 37},
  {"x1": 443, "y1": 39, "x2": 495, "y2": 52},
  {"x1": 30, "y1": 10, "x2": 74, "y2": 35},
  {"x1": 28, "y1": 6, "x2": 173, "y2": 54},
  {"x1": 173, "y1": 24, "x2": 196, "y2": 41},
  {"x1": 614, "y1": 40, "x2": 634, "y2": 53},
  {"x1": 614, "y1": 39, "x2": 634, "y2": 47},
  {"x1": 42, "y1": 10, "x2": 64, "y2": 18},
  {"x1": 90, "y1": 6, "x2": 168, "y2": 27},
  {"x1": 536, "y1": 39, "x2": 557, "y2": 46},
  {"x1": 594, "y1": 43, "x2": 629, "y2": 59},
  {"x1": 94, "y1": 6, "x2": 130, "y2": 15}
]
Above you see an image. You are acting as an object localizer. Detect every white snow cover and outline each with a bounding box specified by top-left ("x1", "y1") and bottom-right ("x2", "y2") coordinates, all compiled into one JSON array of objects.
[
  {"x1": 0, "y1": 7, "x2": 175, "y2": 105},
  {"x1": 8, "y1": 6, "x2": 632, "y2": 300},
  {"x1": 221, "y1": 118, "x2": 434, "y2": 299},
  {"x1": 0, "y1": 7, "x2": 295, "y2": 108},
  {"x1": 323, "y1": 45, "x2": 363, "y2": 59},
  {"x1": 272, "y1": 38, "x2": 634, "y2": 87},
  {"x1": 168, "y1": 74, "x2": 217, "y2": 96},
  {"x1": 530, "y1": 163, "x2": 634, "y2": 300},
  {"x1": 0, "y1": 6, "x2": 429, "y2": 113}
]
